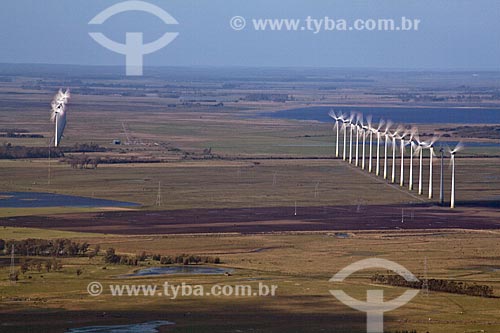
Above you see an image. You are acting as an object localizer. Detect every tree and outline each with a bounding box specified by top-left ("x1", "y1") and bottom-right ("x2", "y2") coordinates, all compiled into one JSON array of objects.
[
  {"x1": 20, "y1": 262, "x2": 29, "y2": 275},
  {"x1": 105, "y1": 248, "x2": 120, "y2": 264}
]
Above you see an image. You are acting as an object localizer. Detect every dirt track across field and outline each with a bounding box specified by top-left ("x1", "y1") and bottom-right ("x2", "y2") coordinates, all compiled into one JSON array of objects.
[{"x1": 1, "y1": 203, "x2": 499, "y2": 235}]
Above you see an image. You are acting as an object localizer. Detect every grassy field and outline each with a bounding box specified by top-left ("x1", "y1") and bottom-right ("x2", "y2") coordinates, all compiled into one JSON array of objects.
[
  {"x1": 1, "y1": 229, "x2": 500, "y2": 332},
  {"x1": 0, "y1": 155, "x2": 499, "y2": 218}
]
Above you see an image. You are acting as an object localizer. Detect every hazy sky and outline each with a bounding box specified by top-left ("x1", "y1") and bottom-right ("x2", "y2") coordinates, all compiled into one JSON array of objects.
[{"x1": 1, "y1": 0, "x2": 499, "y2": 69}]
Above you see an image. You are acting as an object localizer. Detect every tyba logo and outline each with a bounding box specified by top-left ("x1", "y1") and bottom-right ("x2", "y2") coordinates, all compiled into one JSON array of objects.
[
  {"x1": 329, "y1": 258, "x2": 420, "y2": 333},
  {"x1": 89, "y1": 1, "x2": 179, "y2": 76}
]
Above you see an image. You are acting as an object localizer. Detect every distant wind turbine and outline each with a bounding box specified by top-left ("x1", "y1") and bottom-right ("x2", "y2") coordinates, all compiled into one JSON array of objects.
[
  {"x1": 367, "y1": 116, "x2": 373, "y2": 173},
  {"x1": 362, "y1": 124, "x2": 368, "y2": 170},
  {"x1": 415, "y1": 140, "x2": 424, "y2": 195},
  {"x1": 348, "y1": 113, "x2": 355, "y2": 164},
  {"x1": 399, "y1": 132, "x2": 408, "y2": 187},
  {"x1": 408, "y1": 128, "x2": 418, "y2": 191},
  {"x1": 449, "y1": 142, "x2": 464, "y2": 208},
  {"x1": 355, "y1": 114, "x2": 362, "y2": 167},
  {"x1": 427, "y1": 142, "x2": 436, "y2": 199},
  {"x1": 383, "y1": 121, "x2": 392, "y2": 180},
  {"x1": 328, "y1": 111, "x2": 341, "y2": 158},
  {"x1": 342, "y1": 116, "x2": 347, "y2": 161},
  {"x1": 50, "y1": 89, "x2": 70, "y2": 147},
  {"x1": 390, "y1": 127, "x2": 401, "y2": 184},
  {"x1": 374, "y1": 119, "x2": 384, "y2": 176}
]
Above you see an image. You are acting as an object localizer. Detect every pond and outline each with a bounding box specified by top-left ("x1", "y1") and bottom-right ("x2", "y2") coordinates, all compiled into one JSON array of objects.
[
  {"x1": 66, "y1": 321, "x2": 174, "y2": 333},
  {"x1": 0, "y1": 192, "x2": 139, "y2": 208},
  {"x1": 123, "y1": 266, "x2": 232, "y2": 277}
]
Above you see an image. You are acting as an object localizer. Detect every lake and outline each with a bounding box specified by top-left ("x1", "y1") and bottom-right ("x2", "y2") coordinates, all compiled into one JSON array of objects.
[
  {"x1": 123, "y1": 266, "x2": 232, "y2": 277},
  {"x1": 264, "y1": 106, "x2": 500, "y2": 124},
  {"x1": 0, "y1": 192, "x2": 139, "y2": 208}
]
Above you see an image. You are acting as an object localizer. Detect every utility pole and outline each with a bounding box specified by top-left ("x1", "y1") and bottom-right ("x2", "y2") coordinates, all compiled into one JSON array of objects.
[
  {"x1": 10, "y1": 244, "x2": 16, "y2": 284},
  {"x1": 155, "y1": 181, "x2": 161, "y2": 207}
]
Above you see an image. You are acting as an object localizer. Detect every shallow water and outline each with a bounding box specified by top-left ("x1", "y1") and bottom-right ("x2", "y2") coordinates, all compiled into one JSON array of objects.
[
  {"x1": 123, "y1": 265, "x2": 232, "y2": 277},
  {"x1": 66, "y1": 320, "x2": 174, "y2": 333},
  {"x1": 0, "y1": 192, "x2": 139, "y2": 208}
]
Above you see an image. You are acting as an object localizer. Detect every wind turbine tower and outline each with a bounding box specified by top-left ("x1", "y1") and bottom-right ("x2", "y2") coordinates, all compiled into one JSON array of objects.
[
  {"x1": 439, "y1": 147, "x2": 445, "y2": 205},
  {"x1": 449, "y1": 143, "x2": 463, "y2": 209},
  {"x1": 428, "y1": 144, "x2": 434, "y2": 199}
]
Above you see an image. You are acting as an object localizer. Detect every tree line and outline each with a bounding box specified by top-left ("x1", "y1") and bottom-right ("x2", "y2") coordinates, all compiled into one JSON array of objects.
[
  {"x1": 371, "y1": 273, "x2": 494, "y2": 298},
  {"x1": 0, "y1": 143, "x2": 64, "y2": 159},
  {"x1": 104, "y1": 248, "x2": 221, "y2": 266},
  {"x1": 0, "y1": 142, "x2": 106, "y2": 159},
  {"x1": 2, "y1": 238, "x2": 90, "y2": 257}
]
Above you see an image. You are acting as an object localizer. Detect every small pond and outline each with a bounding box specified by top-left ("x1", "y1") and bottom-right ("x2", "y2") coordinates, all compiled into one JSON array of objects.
[{"x1": 123, "y1": 266, "x2": 232, "y2": 277}]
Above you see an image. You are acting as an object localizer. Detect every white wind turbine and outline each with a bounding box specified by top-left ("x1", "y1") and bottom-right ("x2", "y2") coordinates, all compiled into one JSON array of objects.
[
  {"x1": 341, "y1": 114, "x2": 348, "y2": 161},
  {"x1": 328, "y1": 111, "x2": 341, "y2": 158},
  {"x1": 449, "y1": 142, "x2": 464, "y2": 209},
  {"x1": 367, "y1": 116, "x2": 374, "y2": 173},
  {"x1": 355, "y1": 114, "x2": 362, "y2": 167},
  {"x1": 348, "y1": 113, "x2": 355, "y2": 164},
  {"x1": 382, "y1": 121, "x2": 392, "y2": 180},
  {"x1": 426, "y1": 141, "x2": 436, "y2": 199},
  {"x1": 374, "y1": 119, "x2": 384, "y2": 176},
  {"x1": 415, "y1": 139, "x2": 424, "y2": 195},
  {"x1": 408, "y1": 128, "x2": 418, "y2": 191},
  {"x1": 362, "y1": 123, "x2": 369, "y2": 170},
  {"x1": 50, "y1": 89, "x2": 70, "y2": 147},
  {"x1": 389, "y1": 127, "x2": 401, "y2": 184},
  {"x1": 398, "y1": 131, "x2": 409, "y2": 187},
  {"x1": 414, "y1": 136, "x2": 438, "y2": 196}
]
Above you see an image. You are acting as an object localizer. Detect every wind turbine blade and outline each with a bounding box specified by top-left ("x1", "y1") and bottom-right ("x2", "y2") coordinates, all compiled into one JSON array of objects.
[{"x1": 451, "y1": 141, "x2": 464, "y2": 154}]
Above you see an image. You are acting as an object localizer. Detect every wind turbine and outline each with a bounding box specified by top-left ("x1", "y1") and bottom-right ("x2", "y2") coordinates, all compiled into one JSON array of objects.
[
  {"x1": 342, "y1": 115, "x2": 347, "y2": 161},
  {"x1": 408, "y1": 128, "x2": 418, "y2": 191},
  {"x1": 348, "y1": 113, "x2": 355, "y2": 164},
  {"x1": 449, "y1": 143, "x2": 463, "y2": 209},
  {"x1": 374, "y1": 119, "x2": 384, "y2": 176},
  {"x1": 390, "y1": 127, "x2": 401, "y2": 184},
  {"x1": 415, "y1": 137, "x2": 437, "y2": 196},
  {"x1": 362, "y1": 123, "x2": 368, "y2": 170},
  {"x1": 328, "y1": 111, "x2": 340, "y2": 158},
  {"x1": 50, "y1": 89, "x2": 70, "y2": 147},
  {"x1": 367, "y1": 116, "x2": 374, "y2": 173},
  {"x1": 439, "y1": 147, "x2": 445, "y2": 205},
  {"x1": 427, "y1": 142, "x2": 436, "y2": 199},
  {"x1": 382, "y1": 121, "x2": 392, "y2": 180},
  {"x1": 398, "y1": 131, "x2": 408, "y2": 187},
  {"x1": 355, "y1": 114, "x2": 362, "y2": 167},
  {"x1": 415, "y1": 140, "x2": 425, "y2": 195}
]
